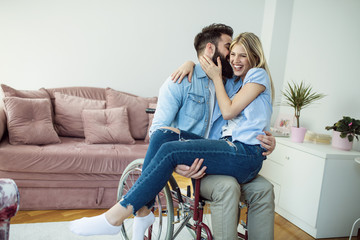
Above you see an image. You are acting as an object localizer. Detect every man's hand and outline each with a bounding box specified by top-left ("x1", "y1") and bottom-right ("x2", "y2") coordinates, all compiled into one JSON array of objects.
[
  {"x1": 256, "y1": 131, "x2": 276, "y2": 156},
  {"x1": 174, "y1": 158, "x2": 207, "y2": 179}
]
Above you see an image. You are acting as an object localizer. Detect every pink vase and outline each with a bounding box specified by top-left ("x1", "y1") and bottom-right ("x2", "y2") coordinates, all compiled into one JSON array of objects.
[
  {"x1": 290, "y1": 127, "x2": 307, "y2": 143},
  {"x1": 332, "y1": 130, "x2": 353, "y2": 151}
]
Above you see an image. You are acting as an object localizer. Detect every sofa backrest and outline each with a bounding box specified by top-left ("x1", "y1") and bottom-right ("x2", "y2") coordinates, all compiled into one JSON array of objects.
[{"x1": 45, "y1": 87, "x2": 106, "y2": 101}]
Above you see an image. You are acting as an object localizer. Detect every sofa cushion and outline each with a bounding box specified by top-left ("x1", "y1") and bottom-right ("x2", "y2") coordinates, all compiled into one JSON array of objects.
[
  {"x1": 105, "y1": 88, "x2": 157, "y2": 140},
  {"x1": 1, "y1": 84, "x2": 49, "y2": 99},
  {"x1": 82, "y1": 107, "x2": 135, "y2": 144},
  {"x1": 0, "y1": 137, "x2": 149, "y2": 174},
  {"x1": 144, "y1": 103, "x2": 157, "y2": 143},
  {"x1": 3, "y1": 97, "x2": 60, "y2": 145},
  {"x1": 54, "y1": 92, "x2": 106, "y2": 138}
]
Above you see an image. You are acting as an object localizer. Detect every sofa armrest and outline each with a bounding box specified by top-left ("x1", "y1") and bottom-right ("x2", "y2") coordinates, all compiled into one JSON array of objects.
[{"x1": 0, "y1": 100, "x2": 6, "y2": 141}]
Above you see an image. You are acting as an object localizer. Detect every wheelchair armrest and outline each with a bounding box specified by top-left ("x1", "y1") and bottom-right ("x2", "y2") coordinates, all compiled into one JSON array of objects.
[{"x1": 145, "y1": 108, "x2": 156, "y2": 114}]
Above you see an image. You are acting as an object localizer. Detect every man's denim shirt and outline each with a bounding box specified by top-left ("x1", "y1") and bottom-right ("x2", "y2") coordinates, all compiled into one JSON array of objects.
[
  {"x1": 150, "y1": 64, "x2": 211, "y2": 138},
  {"x1": 149, "y1": 64, "x2": 242, "y2": 140}
]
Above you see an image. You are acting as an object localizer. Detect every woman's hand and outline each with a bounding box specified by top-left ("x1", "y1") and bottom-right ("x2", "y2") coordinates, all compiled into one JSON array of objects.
[
  {"x1": 171, "y1": 61, "x2": 195, "y2": 83},
  {"x1": 199, "y1": 56, "x2": 222, "y2": 82}
]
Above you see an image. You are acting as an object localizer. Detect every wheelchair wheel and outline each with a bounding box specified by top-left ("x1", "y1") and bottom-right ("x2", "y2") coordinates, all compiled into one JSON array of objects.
[{"x1": 117, "y1": 158, "x2": 174, "y2": 240}]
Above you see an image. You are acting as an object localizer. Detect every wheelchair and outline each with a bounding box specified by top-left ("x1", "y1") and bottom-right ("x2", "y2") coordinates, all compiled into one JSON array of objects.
[{"x1": 117, "y1": 158, "x2": 248, "y2": 240}]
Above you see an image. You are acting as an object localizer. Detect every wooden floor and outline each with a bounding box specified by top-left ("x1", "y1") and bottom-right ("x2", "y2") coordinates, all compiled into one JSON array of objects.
[{"x1": 10, "y1": 174, "x2": 356, "y2": 240}]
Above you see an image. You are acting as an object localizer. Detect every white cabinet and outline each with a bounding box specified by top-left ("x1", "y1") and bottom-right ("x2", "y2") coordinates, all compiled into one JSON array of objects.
[{"x1": 259, "y1": 138, "x2": 360, "y2": 238}]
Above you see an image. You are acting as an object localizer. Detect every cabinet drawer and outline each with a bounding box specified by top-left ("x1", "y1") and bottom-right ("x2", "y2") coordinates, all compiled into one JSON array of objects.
[{"x1": 267, "y1": 144, "x2": 288, "y2": 166}]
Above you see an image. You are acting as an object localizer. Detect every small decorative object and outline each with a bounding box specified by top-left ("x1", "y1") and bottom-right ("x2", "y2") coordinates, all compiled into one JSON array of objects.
[
  {"x1": 325, "y1": 116, "x2": 360, "y2": 151},
  {"x1": 282, "y1": 81, "x2": 325, "y2": 143},
  {"x1": 0, "y1": 178, "x2": 20, "y2": 240},
  {"x1": 304, "y1": 131, "x2": 331, "y2": 144},
  {"x1": 271, "y1": 113, "x2": 294, "y2": 137}
]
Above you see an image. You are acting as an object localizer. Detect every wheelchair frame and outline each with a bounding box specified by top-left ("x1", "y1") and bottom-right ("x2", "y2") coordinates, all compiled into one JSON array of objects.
[{"x1": 117, "y1": 158, "x2": 248, "y2": 240}]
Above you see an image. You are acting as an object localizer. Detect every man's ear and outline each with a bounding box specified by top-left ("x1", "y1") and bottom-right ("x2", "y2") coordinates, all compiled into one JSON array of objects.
[{"x1": 204, "y1": 43, "x2": 215, "y2": 57}]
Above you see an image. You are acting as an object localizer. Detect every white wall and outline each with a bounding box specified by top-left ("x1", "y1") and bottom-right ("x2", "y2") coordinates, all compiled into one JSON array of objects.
[
  {"x1": 0, "y1": 0, "x2": 265, "y2": 97},
  {"x1": 261, "y1": 0, "x2": 294, "y2": 126},
  {"x1": 1, "y1": 0, "x2": 360, "y2": 149},
  {"x1": 279, "y1": 0, "x2": 360, "y2": 139}
]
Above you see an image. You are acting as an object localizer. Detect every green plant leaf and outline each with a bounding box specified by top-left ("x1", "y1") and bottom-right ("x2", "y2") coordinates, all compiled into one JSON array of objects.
[
  {"x1": 348, "y1": 134, "x2": 354, "y2": 142},
  {"x1": 325, "y1": 116, "x2": 360, "y2": 142},
  {"x1": 281, "y1": 81, "x2": 325, "y2": 128}
]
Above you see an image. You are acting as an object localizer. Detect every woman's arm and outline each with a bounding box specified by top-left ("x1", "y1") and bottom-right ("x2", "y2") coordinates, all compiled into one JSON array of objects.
[
  {"x1": 171, "y1": 61, "x2": 195, "y2": 83},
  {"x1": 200, "y1": 56, "x2": 265, "y2": 120}
]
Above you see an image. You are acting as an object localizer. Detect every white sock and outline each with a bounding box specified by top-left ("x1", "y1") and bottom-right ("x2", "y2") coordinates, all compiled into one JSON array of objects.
[
  {"x1": 69, "y1": 213, "x2": 121, "y2": 236},
  {"x1": 132, "y1": 212, "x2": 156, "y2": 240}
]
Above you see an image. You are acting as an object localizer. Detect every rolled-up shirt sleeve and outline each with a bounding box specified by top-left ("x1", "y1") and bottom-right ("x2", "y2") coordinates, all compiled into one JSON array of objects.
[{"x1": 149, "y1": 76, "x2": 184, "y2": 138}]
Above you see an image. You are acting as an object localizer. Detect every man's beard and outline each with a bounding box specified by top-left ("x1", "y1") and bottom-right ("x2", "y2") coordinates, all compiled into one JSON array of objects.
[{"x1": 212, "y1": 49, "x2": 233, "y2": 79}]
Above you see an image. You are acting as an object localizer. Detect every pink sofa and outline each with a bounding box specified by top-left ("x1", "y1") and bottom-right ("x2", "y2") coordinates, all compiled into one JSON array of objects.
[{"x1": 0, "y1": 84, "x2": 156, "y2": 210}]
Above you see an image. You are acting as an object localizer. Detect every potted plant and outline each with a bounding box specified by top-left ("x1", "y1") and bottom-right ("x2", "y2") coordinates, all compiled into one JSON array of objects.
[
  {"x1": 282, "y1": 81, "x2": 325, "y2": 143},
  {"x1": 325, "y1": 116, "x2": 360, "y2": 150}
]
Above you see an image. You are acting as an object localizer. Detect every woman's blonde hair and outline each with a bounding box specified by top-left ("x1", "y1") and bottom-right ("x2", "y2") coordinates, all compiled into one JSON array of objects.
[{"x1": 230, "y1": 32, "x2": 275, "y2": 102}]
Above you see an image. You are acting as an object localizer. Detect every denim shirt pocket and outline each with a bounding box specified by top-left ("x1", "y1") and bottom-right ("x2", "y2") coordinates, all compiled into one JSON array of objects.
[{"x1": 185, "y1": 93, "x2": 205, "y2": 120}]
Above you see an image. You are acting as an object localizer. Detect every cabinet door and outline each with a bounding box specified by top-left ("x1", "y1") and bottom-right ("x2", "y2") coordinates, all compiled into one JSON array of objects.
[{"x1": 278, "y1": 144, "x2": 325, "y2": 227}]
